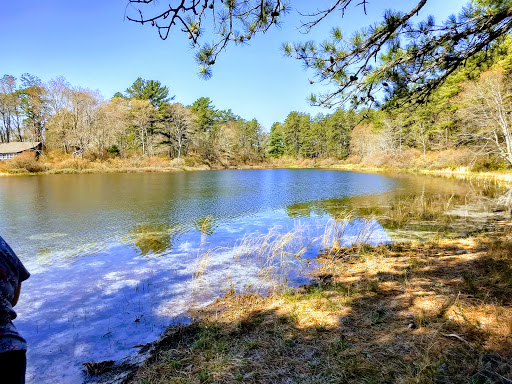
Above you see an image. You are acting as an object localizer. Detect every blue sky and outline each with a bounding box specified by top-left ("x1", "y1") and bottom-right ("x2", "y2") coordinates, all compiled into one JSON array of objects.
[{"x1": 2, "y1": 0, "x2": 464, "y2": 130}]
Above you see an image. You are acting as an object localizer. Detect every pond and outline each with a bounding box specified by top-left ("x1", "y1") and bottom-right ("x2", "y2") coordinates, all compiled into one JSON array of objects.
[{"x1": 0, "y1": 169, "x2": 508, "y2": 383}]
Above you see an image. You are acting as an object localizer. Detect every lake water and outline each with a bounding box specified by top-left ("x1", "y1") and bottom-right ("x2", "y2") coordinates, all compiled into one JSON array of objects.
[{"x1": 0, "y1": 170, "x2": 507, "y2": 383}]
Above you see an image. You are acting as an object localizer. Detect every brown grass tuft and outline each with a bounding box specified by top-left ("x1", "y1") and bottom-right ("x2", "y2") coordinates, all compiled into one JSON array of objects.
[{"x1": 0, "y1": 151, "x2": 46, "y2": 173}]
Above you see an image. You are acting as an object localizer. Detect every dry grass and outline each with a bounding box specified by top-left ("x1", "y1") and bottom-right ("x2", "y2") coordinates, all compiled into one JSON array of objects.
[
  {"x1": 232, "y1": 225, "x2": 313, "y2": 288},
  {"x1": 0, "y1": 151, "x2": 46, "y2": 173},
  {"x1": 193, "y1": 248, "x2": 218, "y2": 282},
  {"x1": 126, "y1": 235, "x2": 512, "y2": 384},
  {"x1": 230, "y1": 215, "x2": 379, "y2": 289},
  {"x1": 340, "y1": 147, "x2": 510, "y2": 174},
  {"x1": 0, "y1": 150, "x2": 214, "y2": 175},
  {"x1": 2, "y1": 148, "x2": 511, "y2": 181}
]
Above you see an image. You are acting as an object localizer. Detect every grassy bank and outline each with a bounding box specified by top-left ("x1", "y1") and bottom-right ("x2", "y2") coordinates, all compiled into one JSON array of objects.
[
  {"x1": 2, "y1": 150, "x2": 512, "y2": 186},
  {"x1": 0, "y1": 145, "x2": 509, "y2": 178},
  {"x1": 0, "y1": 151, "x2": 217, "y2": 176},
  {"x1": 115, "y1": 233, "x2": 512, "y2": 384}
]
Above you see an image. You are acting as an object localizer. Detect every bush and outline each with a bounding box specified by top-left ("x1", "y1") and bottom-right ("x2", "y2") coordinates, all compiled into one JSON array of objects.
[
  {"x1": 342, "y1": 155, "x2": 363, "y2": 165},
  {"x1": 357, "y1": 148, "x2": 422, "y2": 169},
  {"x1": 0, "y1": 151, "x2": 46, "y2": 173},
  {"x1": 361, "y1": 152, "x2": 398, "y2": 168},
  {"x1": 296, "y1": 158, "x2": 315, "y2": 167},
  {"x1": 140, "y1": 156, "x2": 170, "y2": 168},
  {"x1": 472, "y1": 156, "x2": 510, "y2": 171},
  {"x1": 107, "y1": 145, "x2": 120, "y2": 157},
  {"x1": 430, "y1": 148, "x2": 475, "y2": 170},
  {"x1": 54, "y1": 157, "x2": 91, "y2": 171},
  {"x1": 170, "y1": 158, "x2": 186, "y2": 168}
]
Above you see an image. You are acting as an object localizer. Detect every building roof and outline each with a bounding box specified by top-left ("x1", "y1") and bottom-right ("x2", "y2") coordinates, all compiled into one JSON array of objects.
[{"x1": 0, "y1": 142, "x2": 41, "y2": 154}]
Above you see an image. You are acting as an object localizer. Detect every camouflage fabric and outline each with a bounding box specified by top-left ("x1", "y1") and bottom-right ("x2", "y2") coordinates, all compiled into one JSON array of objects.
[{"x1": 0, "y1": 235, "x2": 30, "y2": 353}]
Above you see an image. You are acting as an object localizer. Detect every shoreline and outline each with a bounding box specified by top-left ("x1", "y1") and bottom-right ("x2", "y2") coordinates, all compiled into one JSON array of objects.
[
  {"x1": 1, "y1": 159, "x2": 512, "y2": 184},
  {"x1": 94, "y1": 235, "x2": 512, "y2": 384},
  {"x1": 83, "y1": 205, "x2": 512, "y2": 383},
  {"x1": 4, "y1": 160, "x2": 511, "y2": 382}
]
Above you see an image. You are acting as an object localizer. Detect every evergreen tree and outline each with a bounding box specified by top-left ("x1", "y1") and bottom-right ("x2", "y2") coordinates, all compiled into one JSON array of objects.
[
  {"x1": 190, "y1": 97, "x2": 218, "y2": 132},
  {"x1": 299, "y1": 114, "x2": 316, "y2": 158},
  {"x1": 283, "y1": 112, "x2": 304, "y2": 157},
  {"x1": 189, "y1": 97, "x2": 219, "y2": 160},
  {"x1": 267, "y1": 123, "x2": 284, "y2": 158},
  {"x1": 129, "y1": 1, "x2": 512, "y2": 108},
  {"x1": 124, "y1": 77, "x2": 171, "y2": 108}
]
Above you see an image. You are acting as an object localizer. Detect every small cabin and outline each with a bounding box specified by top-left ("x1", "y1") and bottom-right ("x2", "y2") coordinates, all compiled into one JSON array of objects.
[{"x1": 0, "y1": 142, "x2": 42, "y2": 160}]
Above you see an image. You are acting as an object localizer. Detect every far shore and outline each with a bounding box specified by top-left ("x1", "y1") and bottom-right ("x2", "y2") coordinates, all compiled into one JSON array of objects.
[{"x1": 2, "y1": 156, "x2": 512, "y2": 185}]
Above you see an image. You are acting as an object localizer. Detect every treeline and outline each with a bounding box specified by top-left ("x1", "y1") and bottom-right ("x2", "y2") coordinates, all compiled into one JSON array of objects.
[
  {"x1": 0, "y1": 76, "x2": 265, "y2": 165},
  {"x1": 2, "y1": 36, "x2": 512, "y2": 170},
  {"x1": 269, "y1": 37, "x2": 512, "y2": 169}
]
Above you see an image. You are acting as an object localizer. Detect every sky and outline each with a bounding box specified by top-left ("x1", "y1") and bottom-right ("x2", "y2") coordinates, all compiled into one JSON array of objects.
[{"x1": 1, "y1": 0, "x2": 465, "y2": 130}]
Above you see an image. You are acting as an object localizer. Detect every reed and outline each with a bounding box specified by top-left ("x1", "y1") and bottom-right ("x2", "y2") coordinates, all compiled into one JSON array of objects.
[{"x1": 233, "y1": 224, "x2": 312, "y2": 288}]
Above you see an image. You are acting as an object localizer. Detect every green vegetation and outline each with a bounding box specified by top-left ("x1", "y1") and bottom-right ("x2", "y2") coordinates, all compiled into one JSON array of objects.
[
  {"x1": 0, "y1": 76, "x2": 265, "y2": 171},
  {"x1": 3, "y1": 37, "x2": 512, "y2": 175},
  {"x1": 272, "y1": 37, "x2": 512, "y2": 171}
]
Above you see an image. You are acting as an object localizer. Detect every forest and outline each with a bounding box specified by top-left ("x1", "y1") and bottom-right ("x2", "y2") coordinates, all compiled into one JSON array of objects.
[{"x1": 1, "y1": 37, "x2": 512, "y2": 172}]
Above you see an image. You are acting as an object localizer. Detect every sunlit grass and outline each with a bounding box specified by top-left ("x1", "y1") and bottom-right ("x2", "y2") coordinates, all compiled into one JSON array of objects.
[{"x1": 127, "y1": 232, "x2": 512, "y2": 383}]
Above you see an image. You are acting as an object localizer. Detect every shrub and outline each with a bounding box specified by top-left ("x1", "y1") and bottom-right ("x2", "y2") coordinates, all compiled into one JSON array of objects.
[
  {"x1": 342, "y1": 155, "x2": 363, "y2": 164},
  {"x1": 361, "y1": 152, "x2": 398, "y2": 168},
  {"x1": 170, "y1": 158, "x2": 186, "y2": 168},
  {"x1": 0, "y1": 151, "x2": 46, "y2": 173},
  {"x1": 430, "y1": 148, "x2": 475, "y2": 170},
  {"x1": 107, "y1": 145, "x2": 121, "y2": 157},
  {"x1": 297, "y1": 158, "x2": 315, "y2": 167},
  {"x1": 472, "y1": 156, "x2": 510, "y2": 171},
  {"x1": 141, "y1": 156, "x2": 170, "y2": 168},
  {"x1": 54, "y1": 157, "x2": 91, "y2": 171}
]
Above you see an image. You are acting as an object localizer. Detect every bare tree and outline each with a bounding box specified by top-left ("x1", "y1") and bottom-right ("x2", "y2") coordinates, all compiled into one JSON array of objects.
[
  {"x1": 349, "y1": 123, "x2": 392, "y2": 159},
  {"x1": 216, "y1": 120, "x2": 240, "y2": 164},
  {"x1": 46, "y1": 86, "x2": 102, "y2": 157},
  {"x1": 68, "y1": 89, "x2": 101, "y2": 157},
  {"x1": 96, "y1": 97, "x2": 130, "y2": 156},
  {"x1": 0, "y1": 75, "x2": 23, "y2": 142},
  {"x1": 458, "y1": 67, "x2": 512, "y2": 166},
  {"x1": 129, "y1": 99, "x2": 158, "y2": 157},
  {"x1": 158, "y1": 102, "x2": 196, "y2": 158}
]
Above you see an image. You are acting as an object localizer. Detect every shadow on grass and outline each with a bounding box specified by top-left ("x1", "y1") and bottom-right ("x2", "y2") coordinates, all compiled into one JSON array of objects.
[{"x1": 97, "y1": 239, "x2": 512, "y2": 384}]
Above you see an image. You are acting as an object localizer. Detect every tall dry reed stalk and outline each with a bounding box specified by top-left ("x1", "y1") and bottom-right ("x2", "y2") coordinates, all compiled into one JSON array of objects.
[
  {"x1": 322, "y1": 211, "x2": 354, "y2": 250},
  {"x1": 192, "y1": 213, "x2": 383, "y2": 290},
  {"x1": 192, "y1": 216, "x2": 219, "y2": 285},
  {"x1": 232, "y1": 224, "x2": 316, "y2": 288}
]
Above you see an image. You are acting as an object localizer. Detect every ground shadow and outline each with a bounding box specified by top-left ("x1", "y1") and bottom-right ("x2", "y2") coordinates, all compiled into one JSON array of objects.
[{"x1": 94, "y1": 239, "x2": 512, "y2": 384}]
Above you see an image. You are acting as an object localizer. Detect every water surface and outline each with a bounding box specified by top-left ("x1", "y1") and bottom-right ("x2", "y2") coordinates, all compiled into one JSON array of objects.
[{"x1": 0, "y1": 169, "x2": 507, "y2": 383}]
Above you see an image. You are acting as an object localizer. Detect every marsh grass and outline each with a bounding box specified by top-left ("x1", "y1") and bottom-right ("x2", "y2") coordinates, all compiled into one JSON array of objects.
[
  {"x1": 117, "y1": 198, "x2": 512, "y2": 384},
  {"x1": 321, "y1": 212, "x2": 354, "y2": 250},
  {"x1": 192, "y1": 248, "x2": 216, "y2": 282},
  {"x1": 0, "y1": 150, "x2": 215, "y2": 175},
  {"x1": 229, "y1": 214, "x2": 381, "y2": 290},
  {"x1": 385, "y1": 193, "x2": 458, "y2": 227},
  {"x1": 232, "y1": 224, "x2": 313, "y2": 289}
]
